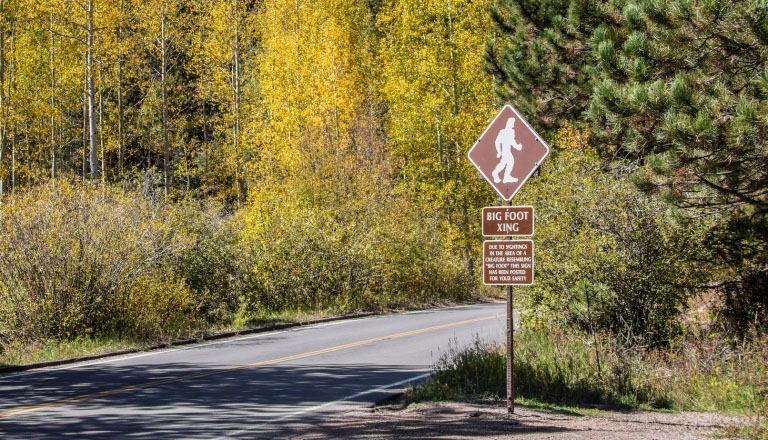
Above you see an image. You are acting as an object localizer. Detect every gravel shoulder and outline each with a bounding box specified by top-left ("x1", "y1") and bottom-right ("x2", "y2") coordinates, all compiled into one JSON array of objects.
[{"x1": 287, "y1": 400, "x2": 747, "y2": 439}]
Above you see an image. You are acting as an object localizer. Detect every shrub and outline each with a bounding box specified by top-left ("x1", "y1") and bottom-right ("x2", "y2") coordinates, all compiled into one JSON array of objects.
[
  {"x1": 516, "y1": 131, "x2": 711, "y2": 346},
  {"x1": 711, "y1": 213, "x2": 768, "y2": 338},
  {"x1": 167, "y1": 200, "x2": 244, "y2": 324},
  {"x1": 0, "y1": 180, "x2": 243, "y2": 349},
  {"x1": 239, "y1": 160, "x2": 474, "y2": 314}
]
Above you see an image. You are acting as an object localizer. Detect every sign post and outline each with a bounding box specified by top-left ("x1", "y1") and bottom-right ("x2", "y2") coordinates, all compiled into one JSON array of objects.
[
  {"x1": 507, "y1": 240, "x2": 513, "y2": 414},
  {"x1": 468, "y1": 104, "x2": 549, "y2": 415}
]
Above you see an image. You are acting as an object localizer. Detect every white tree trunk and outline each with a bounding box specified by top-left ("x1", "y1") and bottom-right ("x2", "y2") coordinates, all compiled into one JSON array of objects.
[
  {"x1": 50, "y1": 11, "x2": 56, "y2": 179},
  {"x1": 87, "y1": 0, "x2": 99, "y2": 179},
  {"x1": 233, "y1": 0, "x2": 241, "y2": 206},
  {"x1": 117, "y1": 0, "x2": 124, "y2": 179},
  {"x1": 0, "y1": 0, "x2": 6, "y2": 198},
  {"x1": 161, "y1": 8, "x2": 169, "y2": 194}
]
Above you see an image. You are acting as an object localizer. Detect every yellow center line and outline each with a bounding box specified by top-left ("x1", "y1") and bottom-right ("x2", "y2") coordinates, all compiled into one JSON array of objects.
[{"x1": 0, "y1": 314, "x2": 501, "y2": 419}]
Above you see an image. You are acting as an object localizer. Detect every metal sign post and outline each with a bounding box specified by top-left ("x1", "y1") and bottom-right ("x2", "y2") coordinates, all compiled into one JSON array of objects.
[
  {"x1": 469, "y1": 104, "x2": 550, "y2": 416},
  {"x1": 506, "y1": 199, "x2": 514, "y2": 414}
]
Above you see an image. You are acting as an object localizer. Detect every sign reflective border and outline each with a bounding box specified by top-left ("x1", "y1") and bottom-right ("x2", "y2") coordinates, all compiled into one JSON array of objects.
[
  {"x1": 482, "y1": 206, "x2": 534, "y2": 236},
  {"x1": 483, "y1": 240, "x2": 534, "y2": 286}
]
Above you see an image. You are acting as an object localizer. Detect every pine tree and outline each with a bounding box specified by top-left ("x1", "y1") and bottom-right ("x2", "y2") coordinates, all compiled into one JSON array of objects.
[{"x1": 487, "y1": 0, "x2": 768, "y2": 333}]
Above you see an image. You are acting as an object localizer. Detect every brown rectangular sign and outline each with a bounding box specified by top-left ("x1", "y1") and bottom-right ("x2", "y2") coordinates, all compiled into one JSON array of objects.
[
  {"x1": 483, "y1": 240, "x2": 534, "y2": 285},
  {"x1": 482, "y1": 206, "x2": 534, "y2": 236}
]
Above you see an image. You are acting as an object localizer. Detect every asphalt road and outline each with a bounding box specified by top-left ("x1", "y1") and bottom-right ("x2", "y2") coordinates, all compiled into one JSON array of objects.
[{"x1": 0, "y1": 302, "x2": 505, "y2": 439}]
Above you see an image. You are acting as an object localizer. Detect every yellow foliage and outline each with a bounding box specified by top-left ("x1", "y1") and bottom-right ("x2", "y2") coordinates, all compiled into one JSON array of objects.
[{"x1": 253, "y1": 0, "x2": 371, "y2": 175}]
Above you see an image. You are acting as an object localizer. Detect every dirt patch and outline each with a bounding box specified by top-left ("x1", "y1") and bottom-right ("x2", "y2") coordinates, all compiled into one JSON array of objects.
[{"x1": 287, "y1": 401, "x2": 746, "y2": 439}]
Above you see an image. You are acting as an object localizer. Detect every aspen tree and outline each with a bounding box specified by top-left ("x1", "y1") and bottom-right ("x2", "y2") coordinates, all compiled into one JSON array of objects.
[
  {"x1": 86, "y1": 0, "x2": 98, "y2": 179},
  {"x1": 0, "y1": 0, "x2": 6, "y2": 197},
  {"x1": 379, "y1": 0, "x2": 496, "y2": 277},
  {"x1": 190, "y1": 0, "x2": 256, "y2": 204}
]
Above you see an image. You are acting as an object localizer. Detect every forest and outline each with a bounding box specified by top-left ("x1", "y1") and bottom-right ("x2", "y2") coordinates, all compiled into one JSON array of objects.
[
  {"x1": 0, "y1": 0, "x2": 498, "y2": 350},
  {"x1": 0, "y1": 0, "x2": 766, "y2": 417}
]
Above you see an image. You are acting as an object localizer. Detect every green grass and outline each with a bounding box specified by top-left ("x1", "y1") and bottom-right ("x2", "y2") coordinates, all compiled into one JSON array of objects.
[
  {"x1": 407, "y1": 327, "x2": 768, "y2": 425},
  {"x1": 0, "y1": 336, "x2": 137, "y2": 367},
  {"x1": 514, "y1": 396, "x2": 612, "y2": 417},
  {"x1": 715, "y1": 420, "x2": 768, "y2": 440}
]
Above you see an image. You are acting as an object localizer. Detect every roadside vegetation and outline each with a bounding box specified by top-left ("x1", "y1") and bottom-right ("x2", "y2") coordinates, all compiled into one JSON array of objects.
[
  {"x1": 0, "y1": 179, "x2": 475, "y2": 365},
  {"x1": 0, "y1": 1, "x2": 766, "y2": 437},
  {"x1": 411, "y1": 328, "x2": 768, "y2": 414},
  {"x1": 409, "y1": 328, "x2": 768, "y2": 438}
]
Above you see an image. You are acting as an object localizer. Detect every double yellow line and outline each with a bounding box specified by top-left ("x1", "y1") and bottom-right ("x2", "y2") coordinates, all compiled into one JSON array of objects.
[{"x1": 0, "y1": 314, "x2": 500, "y2": 419}]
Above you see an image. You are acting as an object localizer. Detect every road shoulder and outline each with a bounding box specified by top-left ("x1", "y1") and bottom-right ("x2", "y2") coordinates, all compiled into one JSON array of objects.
[{"x1": 286, "y1": 400, "x2": 746, "y2": 439}]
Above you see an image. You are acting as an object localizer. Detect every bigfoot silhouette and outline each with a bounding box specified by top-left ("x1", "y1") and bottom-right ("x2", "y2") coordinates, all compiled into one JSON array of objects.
[{"x1": 492, "y1": 118, "x2": 522, "y2": 184}]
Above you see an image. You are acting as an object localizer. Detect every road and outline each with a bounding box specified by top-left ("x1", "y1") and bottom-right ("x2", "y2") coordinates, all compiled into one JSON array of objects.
[{"x1": 0, "y1": 302, "x2": 505, "y2": 439}]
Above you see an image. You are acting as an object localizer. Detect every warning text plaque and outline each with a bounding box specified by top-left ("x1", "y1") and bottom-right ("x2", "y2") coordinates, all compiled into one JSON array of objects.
[{"x1": 483, "y1": 240, "x2": 534, "y2": 286}]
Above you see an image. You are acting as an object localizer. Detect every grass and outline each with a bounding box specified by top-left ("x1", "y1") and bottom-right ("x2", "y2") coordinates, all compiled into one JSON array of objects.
[
  {"x1": 0, "y1": 336, "x2": 137, "y2": 367},
  {"x1": 231, "y1": 307, "x2": 340, "y2": 329},
  {"x1": 407, "y1": 327, "x2": 768, "y2": 438},
  {"x1": 514, "y1": 396, "x2": 611, "y2": 417},
  {"x1": 716, "y1": 421, "x2": 768, "y2": 440}
]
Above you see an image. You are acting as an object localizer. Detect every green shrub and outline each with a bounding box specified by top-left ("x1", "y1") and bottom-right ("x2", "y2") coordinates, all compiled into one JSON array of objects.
[
  {"x1": 712, "y1": 213, "x2": 768, "y2": 338},
  {"x1": 0, "y1": 180, "x2": 243, "y2": 350},
  {"x1": 516, "y1": 134, "x2": 711, "y2": 346},
  {"x1": 239, "y1": 170, "x2": 474, "y2": 314},
  {"x1": 167, "y1": 200, "x2": 244, "y2": 324}
]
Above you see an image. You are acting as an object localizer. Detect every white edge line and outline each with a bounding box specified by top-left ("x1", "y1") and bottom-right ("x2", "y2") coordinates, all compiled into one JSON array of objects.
[
  {"x1": 5, "y1": 319, "x2": 361, "y2": 379},
  {"x1": 467, "y1": 104, "x2": 551, "y2": 201},
  {"x1": 215, "y1": 372, "x2": 432, "y2": 440},
  {"x1": 5, "y1": 303, "x2": 503, "y2": 378}
]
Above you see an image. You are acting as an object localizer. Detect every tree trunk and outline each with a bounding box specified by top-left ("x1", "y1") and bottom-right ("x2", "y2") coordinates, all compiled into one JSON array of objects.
[
  {"x1": 233, "y1": 0, "x2": 241, "y2": 206},
  {"x1": 87, "y1": 0, "x2": 99, "y2": 179},
  {"x1": 82, "y1": 48, "x2": 87, "y2": 180},
  {"x1": 50, "y1": 11, "x2": 55, "y2": 179},
  {"x1": 117, "y1": 0, "x2": 124, "y2": 180},
  {"x1": 203, "y1": 94, "x2": 208, "y2": 173},
  {"x1": 98, "y1": 63, "x2": 105, "y2": 183},
  {"x1": 161, "y1": 8, "x2": 169, "y2": 195},
  {"x1": 436, "y1": 119, "x2": 452, "y2": 225},
  {"x1": 10, "y1": 131, "x2": 14, "y2": 191},
  {"x1": 446, "y1": 0, "x2": 474, "y2": 278},
  {"x1": 0, "y1": 0, "x2": 6, "y2": 198},
  {"x1": 8, "y1": 9, "x2": 15, "y2": 191}
]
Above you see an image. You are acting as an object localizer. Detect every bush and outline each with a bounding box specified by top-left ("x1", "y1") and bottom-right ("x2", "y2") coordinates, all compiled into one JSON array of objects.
[
  {"x1": 167, "y1": 200, "x2": 244, "y2": 324},
  {"x1": 712, "y1": 213, "x2": 768, "y2": 338},
  {"x1": 239, "y1": 152, "x2": 474, "y2": 314},
  {"x1": 516, "y1": 130, "x2": 711, "y2": 346},
  {"x1": 0, "y1": 180, "x2": 243, "y2": 350}
]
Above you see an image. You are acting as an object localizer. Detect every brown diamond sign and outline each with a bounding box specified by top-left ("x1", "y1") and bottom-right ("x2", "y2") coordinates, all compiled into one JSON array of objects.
[{"x1": 468, "y1": 104, "x2": 550, "y2": 201}]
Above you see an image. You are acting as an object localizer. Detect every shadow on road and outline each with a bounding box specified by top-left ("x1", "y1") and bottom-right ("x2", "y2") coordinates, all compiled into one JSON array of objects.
[{"x1": 0, "y1": 362, "x2": 425, "y2": 439}]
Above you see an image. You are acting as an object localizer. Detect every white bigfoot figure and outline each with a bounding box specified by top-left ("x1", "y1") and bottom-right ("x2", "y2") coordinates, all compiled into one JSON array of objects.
[{"x1": 492, "y1": 117, "x2": 522, "y2": 183}]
